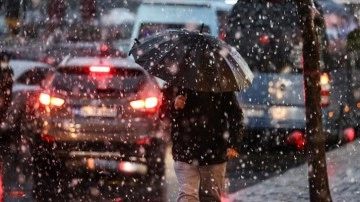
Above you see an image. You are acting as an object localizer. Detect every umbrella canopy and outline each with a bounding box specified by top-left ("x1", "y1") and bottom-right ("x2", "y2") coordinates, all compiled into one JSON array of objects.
[{"x1": 129, "y1": 28, "x2": 254, "y2": 92}]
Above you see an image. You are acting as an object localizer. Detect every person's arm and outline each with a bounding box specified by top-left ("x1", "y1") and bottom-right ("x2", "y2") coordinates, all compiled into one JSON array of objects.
[
  {"x1": 224, "y1": 92, "x2": 244, "y2": 153},
  {"x1": 159, "y1": 85, "x2": 174, "y2": 121},
  {"x1": 159, "y1": 85, "x2": 186, "y2": 120}
]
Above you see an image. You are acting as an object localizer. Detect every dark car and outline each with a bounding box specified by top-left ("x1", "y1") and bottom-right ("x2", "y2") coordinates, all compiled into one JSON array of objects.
[
  {"x1": 225, "y1": 0, "x2": 354, "y2": 153},
  {"x1": 0, "y1": 60, "x2": 54, "y2": 153},
  {"x1": 30, "y1": 57, "x2": 166, "y2": 201}
]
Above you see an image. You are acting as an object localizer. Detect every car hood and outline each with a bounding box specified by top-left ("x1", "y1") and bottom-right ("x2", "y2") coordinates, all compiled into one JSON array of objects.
[{"x1": 237, "y1": 72, "x2": 305, "y2": 106}]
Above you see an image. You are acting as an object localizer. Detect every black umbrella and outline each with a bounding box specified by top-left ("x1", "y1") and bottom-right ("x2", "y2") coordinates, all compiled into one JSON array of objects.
[{"x1": 128, "y1": 28, "x2": 254, "y2": 92}]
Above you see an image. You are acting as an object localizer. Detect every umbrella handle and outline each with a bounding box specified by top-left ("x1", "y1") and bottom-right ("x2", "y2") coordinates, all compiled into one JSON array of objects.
[
  {"x1": 128, "y1": 38, "x2": 142, "y2": 56},
  {"x1": 200, "y1": 23, "x2": 204, "y2": 33}
]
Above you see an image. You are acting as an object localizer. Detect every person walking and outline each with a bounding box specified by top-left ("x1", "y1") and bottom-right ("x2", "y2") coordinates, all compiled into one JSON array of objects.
[
  {"x1": 161, "y1": 85, "x2": 244, "y2": 202},
  {"x1": 0, "y1": 51, "x2": 14, "y2": 122}
]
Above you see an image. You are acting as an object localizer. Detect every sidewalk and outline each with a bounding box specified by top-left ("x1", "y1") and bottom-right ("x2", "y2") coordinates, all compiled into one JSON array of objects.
[{"x1": 224, "y1": 140, "x2": 360, "y2": 202}]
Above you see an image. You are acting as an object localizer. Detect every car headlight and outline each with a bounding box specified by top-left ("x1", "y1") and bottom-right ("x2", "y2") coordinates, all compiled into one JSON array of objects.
[{"x1": 269, "y1": 106, "x2": 288, "y2": 120}]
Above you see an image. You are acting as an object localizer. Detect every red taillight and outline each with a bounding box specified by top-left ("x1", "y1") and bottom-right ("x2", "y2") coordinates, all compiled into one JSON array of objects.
[
  {"x1": 136, "y1": 137, "x2": 152, "y2": 145},
  {"x1": 320, "y1": 73, "x2": 330, "y2": 107},
  {"x1": 41, "y1": 134, "x2": 56, "y2": 143},
  {"x1": 101, "y1": 44, "x2": 109, "y2": 52},
  {"x1": 343, "y1": 127, "x2": 356, "y2": 142},
  {"x1": 89, "y1": 66, "x2": 111, "y2": 73},
  {"x1": 320, "y1": 90, "x2": 330, "y2": 107},
  {"x1": 130, "y1": 97, "x2": 159, "y2": 110},
  {"x1": 8, "y1": 190, "x2": 26, "y2": 198},
  {"x1": 259, "y1": 35, "x2": 270, "y2": 44},
  {"x1": 39, "y1": 93, "x2": 65, "y2": 106},
  {"x1": 287, "y1": 131, "x2": 306, "y2": 150},
  {"x1": 219, "y1": 32, "x2": 226, "y2": 40}
]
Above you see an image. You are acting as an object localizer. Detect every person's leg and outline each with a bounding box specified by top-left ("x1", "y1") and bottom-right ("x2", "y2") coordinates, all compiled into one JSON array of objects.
[
  {"x1": 199, "y1": 162, "x2": 227, "y2": 202},
  {"x1": 174, "y1": 161, "x2": 200, "y2": 202}
]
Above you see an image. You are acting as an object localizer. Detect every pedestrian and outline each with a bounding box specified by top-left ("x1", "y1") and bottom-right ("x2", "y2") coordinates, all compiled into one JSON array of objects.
[
  {"x1": 160, "y1": 85, "x2": 244, "y2": 202},
  {"x1": 0, "y1": 51, "x2": 14, "y2": 122}
]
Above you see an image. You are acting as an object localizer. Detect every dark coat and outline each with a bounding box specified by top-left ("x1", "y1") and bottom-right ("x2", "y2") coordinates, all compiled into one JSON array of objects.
[
  {"x1": 161, "y1": 86, "x2": 244, "y2": 166},
  {"x1": 0, "y1": 66, "x2": 14, "y2": 118}
]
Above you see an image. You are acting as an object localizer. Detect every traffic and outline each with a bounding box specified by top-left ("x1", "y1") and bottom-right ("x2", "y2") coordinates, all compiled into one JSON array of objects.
[{"x1": 0, "y1": 0, "x2": 359, "y2": 201}]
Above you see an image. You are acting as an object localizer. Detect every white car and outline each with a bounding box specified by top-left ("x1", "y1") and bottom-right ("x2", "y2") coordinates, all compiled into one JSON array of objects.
[
  {"x1": 129, "y1": 0, "x2": 232, "y2": 88},
  {"x1": 130, "y1": 0, "x2": 232, "y2": 47}
]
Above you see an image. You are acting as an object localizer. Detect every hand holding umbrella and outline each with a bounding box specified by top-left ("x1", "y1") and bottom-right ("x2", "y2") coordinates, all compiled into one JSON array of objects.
[{"x1": 174, "y1": 94, "x2": 187, "y2": 110}]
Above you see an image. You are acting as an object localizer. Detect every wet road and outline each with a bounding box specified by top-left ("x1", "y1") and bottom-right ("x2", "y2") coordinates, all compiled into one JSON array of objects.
[{"x1": 0, "y1": 143, "x2": 307, "y2": 201}]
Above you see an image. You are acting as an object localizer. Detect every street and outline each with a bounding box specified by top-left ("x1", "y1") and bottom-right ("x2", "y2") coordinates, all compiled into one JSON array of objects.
[
  {"x1": 225, "y1": 139, "x2": 360, "y2": 202},
  {"x1": 0, "y1": 142, "x2": 308, "y2": 201},
  {"x1": 0, "y1": 0, "x2": 360, "y2": 201}
]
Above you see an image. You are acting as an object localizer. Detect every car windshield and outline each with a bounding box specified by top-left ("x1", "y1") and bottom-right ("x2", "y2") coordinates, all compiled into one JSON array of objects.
[
  {"x1": 229, "y1": 1, "x2": 304, "y2": 74},
  {"x1": 228, "y1": 0, "x2": 357, "y2": 74},
  {"x1": 138, "y1": 23, "x2": 210, "y2": 39},
  {"x1": 65, "y1": 24, "x2": 102, "y2": 42},
  {"x1": 47, "y1": 43, "x2": 122, "y2": 58},
  {"x1": 51, "y1": 67, "x2": 145, "y2": 96},
  {"x1": 16, "y1": 67, "x2": 52, "y2": 85}
]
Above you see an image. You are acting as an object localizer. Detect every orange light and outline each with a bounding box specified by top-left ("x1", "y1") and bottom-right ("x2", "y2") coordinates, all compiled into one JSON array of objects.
[
  {"x1": 320, "y1": 73, "x2": 330, "y2": 85},
  {"x1": 39, "y1": 93, "x2": 51, "y2": 105},
  {"x1": 89, "y1": 66, "x2": 111, "y2": 73},
  {"x1": 130, "y1": 100, "x2": 145, "y2": 109},
  {"x1": 130, "y1": 97, "x2": 159, "y2": 109},
  {"x1": 39, "y1": 93, "x2": 65, "y2": 106},
  {"x1": 144, "y1": 97, "x2": 158, "y2": 108},
  {"x1": 87, "y1": 158, "x2": 95, "y2": 170},
  {"x1": 51, "y1": 97, "x2": 65, "y2": 106}
]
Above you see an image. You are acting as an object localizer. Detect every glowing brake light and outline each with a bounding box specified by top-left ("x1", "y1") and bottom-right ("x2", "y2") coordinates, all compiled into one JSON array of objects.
[
  {"x1": 320, "y1": 73, "x2": 330, "y2": 86},
  {"x1": 259, "y1": 35, "x2": 270, "y2": 44},
  {"x1": 320, "y1": 73, "x2": 330, "y2": 107},
  {"x1": 89, "y1": 66, "x2": 111, "y2": 73},
  {"x1": 101, "y1": 44, "x2": 109, "y2": 52},
  {"x1": 130, "y1": 97, "x2": 159, "y2": 109},
  {"x1": 39, "y1": 93, "x2": 65, "y2": 106}
]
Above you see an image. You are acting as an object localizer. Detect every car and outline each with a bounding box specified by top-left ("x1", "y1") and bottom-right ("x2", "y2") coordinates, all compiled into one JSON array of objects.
[
  {"x1": 41, "y1": 23, "x2": 127, "y2": 66},
  {"x1": 0, "y1": 60, "x2": 54, "y2": 154},
  {"x1": 0, "y1": 15, "x2": 8, "y2": 38},
  {"x1": 129, "y1": 0, "x2": 232, "y2": 89},
  {"x1": 100, "y1": 7, "x2": 135, "y2": 40},
  {"x1": 225, "y1": 0, "x2": 354, "y2": 153},
  {"x1": 40, "y1": 41, "x2": 125, "y2": 66},
  {"x1": 29, "y1": 56, "x2": 166, "y2": 201},
  {"x1": 129, "y1": 0, "x2": 232, "y2": 48}
]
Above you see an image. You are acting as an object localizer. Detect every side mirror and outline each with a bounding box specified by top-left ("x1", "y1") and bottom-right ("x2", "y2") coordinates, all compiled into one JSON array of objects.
[{"x1": 347, "y1": 28, "x2": 360, "y2": 51}]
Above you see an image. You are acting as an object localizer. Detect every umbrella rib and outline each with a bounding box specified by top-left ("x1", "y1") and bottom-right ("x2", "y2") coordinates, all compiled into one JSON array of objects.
[
  {"x1": 130, "y1": 29, "x2": 254, "y2": 92},
  {"x1": 150, "y1": 34, "x2": 195, "y2": 68}
]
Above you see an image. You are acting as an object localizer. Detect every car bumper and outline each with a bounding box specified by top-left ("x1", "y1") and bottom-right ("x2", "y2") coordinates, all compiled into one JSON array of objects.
[
  {"x1": 39, "y1": 117, "x2": 162, "y2": 143},
  {"x1": 65, "y1": 157, "x2": 148, "y2": 175}
]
